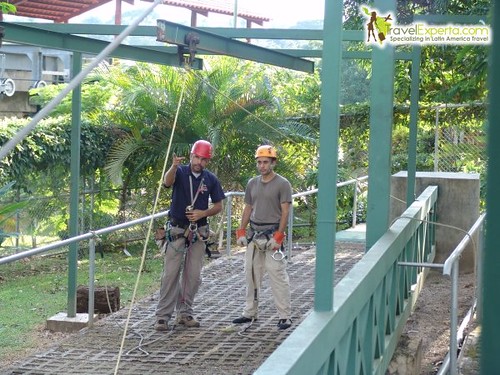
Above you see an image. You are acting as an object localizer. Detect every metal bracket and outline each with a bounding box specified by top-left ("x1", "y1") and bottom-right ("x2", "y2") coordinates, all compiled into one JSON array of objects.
[{"x1": 177, "y1": 32, "x2": 200, "y2": 67}]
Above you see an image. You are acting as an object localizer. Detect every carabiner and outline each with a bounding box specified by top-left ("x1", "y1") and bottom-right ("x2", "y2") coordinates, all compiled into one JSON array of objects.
[
  {"x1": 272, "y1": 249, "x2": 285, "y2": 261},
  {"x1": 189, "y1": 222, "x2": 198, "y2": 232}
]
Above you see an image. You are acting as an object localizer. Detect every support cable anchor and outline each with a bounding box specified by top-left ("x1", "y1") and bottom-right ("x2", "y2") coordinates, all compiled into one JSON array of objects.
[{"x1": 178, "y1": 32, "x2": 200, "y2": 67}]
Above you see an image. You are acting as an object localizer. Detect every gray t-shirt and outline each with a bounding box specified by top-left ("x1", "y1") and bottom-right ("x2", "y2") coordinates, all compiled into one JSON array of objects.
[{"x1": 245, "y1": 174, "x2": 292, "y2": 230}]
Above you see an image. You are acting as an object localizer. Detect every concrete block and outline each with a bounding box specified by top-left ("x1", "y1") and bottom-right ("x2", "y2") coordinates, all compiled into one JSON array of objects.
[
  {"x1": 46, "y1": 312, "x2": 98, "y2": 333},
  {"x1": 391, "y1": 172, "x2": 480, "y2": 273}
]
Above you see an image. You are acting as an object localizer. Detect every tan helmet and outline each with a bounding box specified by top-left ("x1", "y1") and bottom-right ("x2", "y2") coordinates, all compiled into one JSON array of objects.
[{"x1": 255, "y1": 145, "x2": 277, "y2": 159}]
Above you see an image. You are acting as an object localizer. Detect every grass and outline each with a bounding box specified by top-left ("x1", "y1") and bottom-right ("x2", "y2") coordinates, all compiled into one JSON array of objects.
[{"x1": 0, "y1": 242, "x2": 164, "y2": 363}]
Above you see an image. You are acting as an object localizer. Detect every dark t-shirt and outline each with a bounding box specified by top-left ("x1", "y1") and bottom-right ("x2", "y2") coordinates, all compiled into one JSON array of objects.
[{"x1": 167, "y1": 164, "x2": 225, "y2": 227}]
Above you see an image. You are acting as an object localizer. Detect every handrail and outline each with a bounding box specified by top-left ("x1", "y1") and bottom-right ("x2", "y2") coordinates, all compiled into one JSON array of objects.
[
  {"x1": 0, "y1": 210, "x2": 170, "y2": 266},
  {"x1": 1, "y1": 176, "x2": 368, "y2": 263},
  {"x1": 438, "y1": 213, "x2": 486, "y2": 375},
  {"x1": 397, "y1": 212, "x2": 486, "y2": 375},
  {"x1": 443, "y1": 213, "x2": 485, "y2": 275}
]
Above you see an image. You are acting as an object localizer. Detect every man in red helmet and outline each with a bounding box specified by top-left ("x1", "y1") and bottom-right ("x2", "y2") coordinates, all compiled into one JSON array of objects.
[
  {"x1": 232, "y1": 145, "x2": 293, "y2": 330},
  {"x1": 155, "y1": 140, "x2": 225, "y2": 331}
]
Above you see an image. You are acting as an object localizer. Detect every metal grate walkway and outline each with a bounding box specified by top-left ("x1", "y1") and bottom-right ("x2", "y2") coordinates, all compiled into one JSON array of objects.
[{"x1": 3, "y1": 242, "x2": 365, "y2": 375}]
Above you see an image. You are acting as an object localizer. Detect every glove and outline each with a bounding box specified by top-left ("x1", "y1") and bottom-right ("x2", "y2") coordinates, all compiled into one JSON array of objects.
[
  {"x1": 236, "y1": 228, "x2": 248, "y2": 247},
  {"x1": 267, "y1": 231, "x2": 285, "y2": 250}
]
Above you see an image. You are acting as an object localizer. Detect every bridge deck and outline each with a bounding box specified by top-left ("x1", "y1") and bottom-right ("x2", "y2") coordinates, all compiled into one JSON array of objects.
[{"x1": 2, "y1": 239, "x2": 365, "y2": 375}]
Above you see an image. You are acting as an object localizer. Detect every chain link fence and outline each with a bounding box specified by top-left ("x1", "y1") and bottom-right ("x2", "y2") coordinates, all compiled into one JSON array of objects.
[{"x1": 430, "y1": 103, "x2": 487, "y2": 173}]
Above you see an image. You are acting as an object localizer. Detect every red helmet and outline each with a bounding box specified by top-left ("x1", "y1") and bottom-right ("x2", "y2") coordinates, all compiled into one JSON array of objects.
[{"x1": 191, "y1": 140, "x2": 213, "y2": 159}]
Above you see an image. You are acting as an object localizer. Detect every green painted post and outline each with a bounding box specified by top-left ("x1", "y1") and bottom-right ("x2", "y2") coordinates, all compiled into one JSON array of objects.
[
  {"x1": 314, "y1": 0, "x2": 343, "y2": 311},
  {"x1": 366, "y1": 0, "x2": 396, "y2": 250},
  {"x1": 67, "y1": 52, "x2": 82, "y2": 317},
  {"x1": 406, "y1": 46, "x2": 421, "y2": 207},
  {"x1": 481, "y1": 3, "x2": 500, "y2": 373}
]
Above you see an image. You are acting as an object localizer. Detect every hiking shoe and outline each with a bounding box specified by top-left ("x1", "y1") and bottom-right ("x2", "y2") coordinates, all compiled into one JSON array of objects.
[
  {"x1": 232, "y1": 316, "x2": 254, "y2": 324},
  {"x1": 154, "y1": 319, "x2": 169, "y2": 331},
  {"x1": 176, "y1": 315, "x2": 200, "y2": 327},
  {"x1": 277, "y1": 318, "x2": 292, "y2": 330}
]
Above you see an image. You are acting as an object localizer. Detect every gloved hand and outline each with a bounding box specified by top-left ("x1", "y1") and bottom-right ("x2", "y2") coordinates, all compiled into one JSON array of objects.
[
  {"x1": 267, "y1": 231, "x2": 285, "y2": 250},
  {"x1": 236, "y1": 228, "x2": 248, "y2": 247}
]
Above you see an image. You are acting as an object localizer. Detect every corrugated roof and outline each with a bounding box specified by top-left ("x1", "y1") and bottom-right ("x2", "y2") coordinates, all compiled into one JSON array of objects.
[
  {"x1": 6, "y1": 0, "x2": 269, "y2": 24},
  {"x1": 152, "y1": 0, "x2": 270, "y2": 22},
  {"x1": 9, "y1": 0, "x2": 121, "y2": 23}
]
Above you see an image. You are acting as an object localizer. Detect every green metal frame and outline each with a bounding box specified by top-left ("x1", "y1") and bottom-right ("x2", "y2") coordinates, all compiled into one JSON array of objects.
[
  {"x1": 256, "y1": 186, "x2": 438, "y2": 374},
  {"x1": 156, "y1": 19, "x2": 314, "y2": 73},
  {"x1": 483, "y1": 2, "x2": 500, "y2": 373},
  {"x1": 0, "y1": 22, "x2": 203, "y2": 69},
  {"x1": 67, "y1": 53, "x2": 82, "y2": 316}
]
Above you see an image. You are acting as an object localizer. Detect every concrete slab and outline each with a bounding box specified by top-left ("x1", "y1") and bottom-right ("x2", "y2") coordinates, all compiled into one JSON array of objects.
[
  {"x1": 335, "y1": 223, "x2": 366, "y2": 242},
  {"x1": 46, "y1": 312, "x2": 98, "y2": 333}
]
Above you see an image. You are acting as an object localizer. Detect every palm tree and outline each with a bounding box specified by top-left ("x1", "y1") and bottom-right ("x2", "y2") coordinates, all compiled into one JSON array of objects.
[{"x1": 98, "y1": 58, "x2": 318, "y2": 219}]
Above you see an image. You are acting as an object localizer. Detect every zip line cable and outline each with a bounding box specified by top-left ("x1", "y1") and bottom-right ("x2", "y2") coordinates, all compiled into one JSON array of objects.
[
  {"x1": 113, "y1": 66, "x2": 190, "y2": 374},
  {"x1": 0, "y1": 0, "x2": 164, "y2": 162}
]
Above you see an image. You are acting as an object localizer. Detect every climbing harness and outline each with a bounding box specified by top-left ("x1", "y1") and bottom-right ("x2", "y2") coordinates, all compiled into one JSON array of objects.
[{"x1": 249, "y1": 223, "x2": 285, "y2": 262}]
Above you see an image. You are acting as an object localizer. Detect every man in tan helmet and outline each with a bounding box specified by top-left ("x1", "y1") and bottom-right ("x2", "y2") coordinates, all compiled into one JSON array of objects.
[{"x1": 233, "y1": 145, "x2": 293, "y2": 330}]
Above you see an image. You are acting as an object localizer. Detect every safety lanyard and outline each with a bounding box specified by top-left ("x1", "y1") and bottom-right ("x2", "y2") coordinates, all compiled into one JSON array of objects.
[{"x1": 188, "y1": 175, "x2": 205, "y2": 209}]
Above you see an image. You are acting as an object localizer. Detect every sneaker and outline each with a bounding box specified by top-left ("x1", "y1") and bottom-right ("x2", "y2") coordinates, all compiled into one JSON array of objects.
[
  {"x1": 232, "y1": 316, "x2": 254, "y2": 324},
  {"x1": 176, "y1": 315, "x2": 200, "y2": 327},
  {"x1": 154, "y1": 319, "x2": 169, "y2": 331},
  {"x1": 277, "y1": 318, "x2": 292, "y2": 330}
]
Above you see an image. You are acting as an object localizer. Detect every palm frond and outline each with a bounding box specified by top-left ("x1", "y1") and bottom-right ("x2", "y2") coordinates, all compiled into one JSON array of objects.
[{"x1": 104, "y1": 135, "x2": 142, "y2": 185}]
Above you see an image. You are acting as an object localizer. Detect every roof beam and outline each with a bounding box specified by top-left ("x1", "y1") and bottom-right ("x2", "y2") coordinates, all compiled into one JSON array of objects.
[
  {"x1": 0, "y1": 22, "x2": 202, "y2": 69},
  {"x1": 156, "y1": 20, "x2": 314, "y2": 73}
]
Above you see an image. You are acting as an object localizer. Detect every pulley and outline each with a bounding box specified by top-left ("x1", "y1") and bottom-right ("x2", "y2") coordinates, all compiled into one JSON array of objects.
[
  {"x1": 0, "y1": 78, "x2": 15, "y2": 97},
  {"x1": 32, "y1": 80, "x2": 47, "y2": 89}
]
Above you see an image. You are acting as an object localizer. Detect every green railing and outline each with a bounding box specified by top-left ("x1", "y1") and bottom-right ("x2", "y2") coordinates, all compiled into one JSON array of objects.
[{"x1": 255, "y1": 185, "x2": 438, "y2": 375}]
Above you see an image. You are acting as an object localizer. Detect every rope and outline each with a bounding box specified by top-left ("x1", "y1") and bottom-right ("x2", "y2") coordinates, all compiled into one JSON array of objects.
[{"x1": 113, "y1": 66, "x2": 190, "y2": 374}]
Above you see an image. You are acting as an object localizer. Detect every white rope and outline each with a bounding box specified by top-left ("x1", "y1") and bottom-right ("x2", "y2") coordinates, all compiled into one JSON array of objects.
[
  {"x1": 113, "y1": 68, "x2": 190, "y2": 374},
  {"x1": 0, "y1": 0, "x2": 164, "y2": 161}
]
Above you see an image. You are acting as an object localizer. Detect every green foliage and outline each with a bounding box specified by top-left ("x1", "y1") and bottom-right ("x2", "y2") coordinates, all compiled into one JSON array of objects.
[
  {"x1": 29, "y1": 79, "x2": 115, "y2": 121},
  {"x1": 0, "y1": 182, "x2": 29, "y2": 245},
  {"x1": 0, "y1": 2, "x2": 16, "y2": 14},
  {"x1": 0, "y1": 117, "x2": 114, "y2": 192},
  {"x1": 96, "y1": 58, "x2": 318, "y2": 194}
]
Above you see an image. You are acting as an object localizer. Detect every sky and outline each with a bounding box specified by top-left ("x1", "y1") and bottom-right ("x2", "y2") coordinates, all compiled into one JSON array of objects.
[{"x1": 70, "y1": 0, "x2": 325, "y2": 28}]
